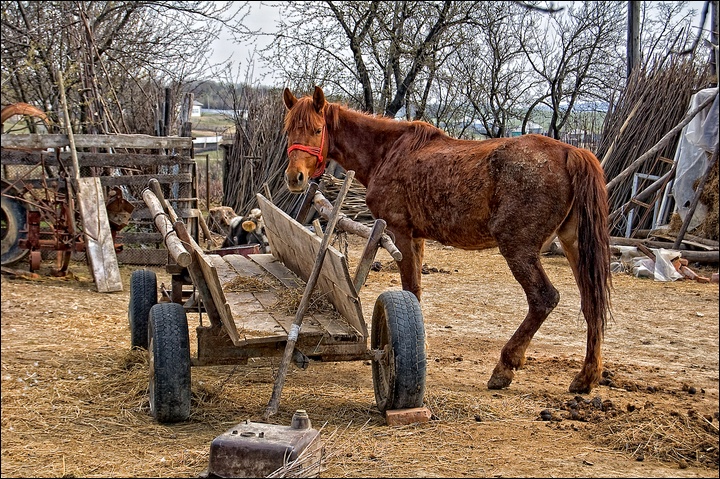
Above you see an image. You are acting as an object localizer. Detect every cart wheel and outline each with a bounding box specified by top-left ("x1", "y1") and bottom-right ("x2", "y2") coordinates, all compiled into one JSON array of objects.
[
  {"x1": 1, "y1": 194, "x2": 29, "y2": 266},
  {"x1": 148, "y1": 302, "x2": 191, "y2": 423},
  {"x1": 371, "y1": 290, "x2": 426, "y2": 413},
  {"x1": 128, "y1": 269, "x2": 157, "y2": 349}
]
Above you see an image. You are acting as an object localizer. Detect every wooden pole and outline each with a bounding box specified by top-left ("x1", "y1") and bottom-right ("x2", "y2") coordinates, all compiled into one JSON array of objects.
[
  {"x1": 313, "y1": 192, "x2": 403, "y2": 261},
  {"x1": 353, "y1": 218, "x2": 387, "y2": 292},
  {"x1": 606, "y1": 92, "x2": 717, "y2": 193},
  {"x1": 627, "y1": 1, "x2": 640, "y2": 80},
  {"x1": 142, "y1": 189, "x2": 191, "y2": 267},
  {"x1": 56, "y1": 70, "x2": 80, "y2": 180},
  {"x1": 263, "y1": 171, "x2": 355, "y2": 420},
  {"x1": 205, "y1": 153, "x2": 210, "y2": 213},
  {"x1": 149, "y1": 178, "x2": 178, "y2": 223}
]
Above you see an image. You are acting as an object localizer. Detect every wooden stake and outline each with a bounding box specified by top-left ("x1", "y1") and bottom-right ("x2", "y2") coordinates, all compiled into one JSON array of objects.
[
  {"x1": 606, "y1": 92, "x2": 717, "y2": 193},
  {"x1": 263, "y1": 171, "x2": 355, "y2": 420}
]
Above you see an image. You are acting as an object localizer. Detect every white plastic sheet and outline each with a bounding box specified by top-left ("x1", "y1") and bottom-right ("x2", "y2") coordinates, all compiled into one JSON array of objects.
[
  {"x1": 613, "y1": 246, "x2": 684, "y2": 281},
  {"x1": 671, "y1": 88, "x2": 719, "y2": 231}
]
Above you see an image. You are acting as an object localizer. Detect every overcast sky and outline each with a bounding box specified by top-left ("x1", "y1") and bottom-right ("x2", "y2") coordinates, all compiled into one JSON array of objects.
[
  {"x1": 208, "y1": 1, "x2": 713, "y2": 83},
  {"x1": 208, "y1": 2, "x2": 281, "y2": 79}
]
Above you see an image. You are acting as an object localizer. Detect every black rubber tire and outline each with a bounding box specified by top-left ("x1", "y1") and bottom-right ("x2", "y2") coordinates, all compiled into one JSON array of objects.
[
  {"x1": 1, "y1": 194, "x2": 29, "y2": 266},
  {"x1": 371, "y1": 290, "x2": 427, "y2": 413},
  {"x1": 128, "y1": 269, "x2": 157, "y2": 350},
  {"x1": 148, "y1": 302, "x2": 191, "y2": 423}
]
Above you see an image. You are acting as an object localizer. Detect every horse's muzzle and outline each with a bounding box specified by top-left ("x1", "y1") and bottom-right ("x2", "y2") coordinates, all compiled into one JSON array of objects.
[{"x1": 285, "y1": 170, "x2": 308, "y2": 193}]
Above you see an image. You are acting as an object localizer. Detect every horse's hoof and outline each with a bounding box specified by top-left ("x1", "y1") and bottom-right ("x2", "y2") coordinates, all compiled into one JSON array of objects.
[
  {"x1": 568, "y1": 375, "x2": 593, "y2": 394},
  {"x1": 487, "y1": 364, "x2": 513, "y2": 390}
]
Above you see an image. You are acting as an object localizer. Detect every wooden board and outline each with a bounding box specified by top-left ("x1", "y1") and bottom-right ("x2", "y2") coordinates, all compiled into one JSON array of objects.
[
  {"x1": 223, "y1": 254, "x2": 268, "y2": 278},
  {"x1": 195, "y1": 252, "x2": 240, "y2": 344},
  {"x1": 223, "y1": 290, "x2": 288, "y2": 340},
  {"x1": 1, "y1": 133, "x2": 192, "y2": 150},
  {"x1": 257, "y1": 194, "x2": 367, "y2": 337},
  {"x1": 249, "y1": 253, "x2": 305, "y2": 289},
  {"x1": 75, "y1": 177, "x2": 123, "y2": 292}
]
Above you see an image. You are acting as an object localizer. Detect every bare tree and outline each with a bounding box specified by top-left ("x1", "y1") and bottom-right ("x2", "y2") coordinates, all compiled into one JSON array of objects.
[
  {"x1": 1, "y1": 1, "x2": 251, "y2": 134},
  {"x1": 443, "y1": 1, "x2": 536, "y2": 138},
  {"x1": 263, "y1": 0, "x2": 482, "y2": 118},
  {"x1": 518, "y1": 1, "x2": 625, "y2": 139}
]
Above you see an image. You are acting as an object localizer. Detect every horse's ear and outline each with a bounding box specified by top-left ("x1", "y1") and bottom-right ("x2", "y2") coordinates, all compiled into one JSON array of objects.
[
  {"x1": 312, "y1": 86, "x2": 326, "y2": 113},
  {"x1": 283, "y1": 88, "x2": 297, "y2": 110}
]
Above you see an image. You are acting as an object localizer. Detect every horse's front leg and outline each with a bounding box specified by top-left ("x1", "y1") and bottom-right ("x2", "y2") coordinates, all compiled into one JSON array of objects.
[
  {"x1": 487, "y1": 248, "x2": 559, "y2": 390},
  {"x1": 393, "y1": 235, "x2": 425, "y2": 301}
]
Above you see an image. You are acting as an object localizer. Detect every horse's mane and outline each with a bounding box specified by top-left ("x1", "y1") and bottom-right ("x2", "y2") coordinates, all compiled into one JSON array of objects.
[
  {"x1": 327, "y1": 103, "x2": 447, "y2": 152},
  {"x1": 285, "y1": 96, "x2": 447, "y2": 152}
]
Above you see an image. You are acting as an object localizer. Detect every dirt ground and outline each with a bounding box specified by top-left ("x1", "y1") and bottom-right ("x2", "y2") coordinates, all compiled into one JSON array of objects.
[{"x1": 1, "y1": 236, "x2": 718, "y2": 478}]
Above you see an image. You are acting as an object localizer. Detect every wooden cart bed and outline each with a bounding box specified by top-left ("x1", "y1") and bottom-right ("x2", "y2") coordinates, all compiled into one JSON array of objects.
[{"x1": 185, "y1": 194, "x2": 367, "y2": 357}]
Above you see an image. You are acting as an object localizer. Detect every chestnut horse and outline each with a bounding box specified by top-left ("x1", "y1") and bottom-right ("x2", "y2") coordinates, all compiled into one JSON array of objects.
[{"x1": 282, "y1": 86, "x2": 611, "y2": 394}]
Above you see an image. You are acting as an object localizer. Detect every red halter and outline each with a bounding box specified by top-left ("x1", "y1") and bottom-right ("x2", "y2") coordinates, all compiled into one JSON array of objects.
[{"x1": 287, "y1": 126, "x2": 326, "y2": 179}]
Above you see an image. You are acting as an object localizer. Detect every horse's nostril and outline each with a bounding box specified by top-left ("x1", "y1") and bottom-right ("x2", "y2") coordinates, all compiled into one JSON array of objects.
[{"x1": 297, "y1": 172, "x2": 304, "y2": 183}]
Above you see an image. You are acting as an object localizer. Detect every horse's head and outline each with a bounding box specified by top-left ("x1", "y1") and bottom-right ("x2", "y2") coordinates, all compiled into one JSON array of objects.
[{"x1": 283, "y1": 86, "x2": 328, "y2": 193}]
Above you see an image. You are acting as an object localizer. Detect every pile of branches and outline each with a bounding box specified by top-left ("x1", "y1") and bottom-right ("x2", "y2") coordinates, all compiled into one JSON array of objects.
[
  {"x1": 222, "y1": 87, "x2": 297, "y2": 215},
  {"x1": 596, "y1": 56, "x2": 714, "y2": 237}
]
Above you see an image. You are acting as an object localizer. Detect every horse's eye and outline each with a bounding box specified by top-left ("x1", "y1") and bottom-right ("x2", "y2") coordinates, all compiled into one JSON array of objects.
[{"x1": 315, "y1": 128, "x2": 322, "y2": 135}]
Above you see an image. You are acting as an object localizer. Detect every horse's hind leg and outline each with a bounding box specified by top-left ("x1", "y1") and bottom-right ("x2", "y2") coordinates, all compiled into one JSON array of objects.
[{"x1": 487, "y1": 247, "x2": 559, "y2": 390}]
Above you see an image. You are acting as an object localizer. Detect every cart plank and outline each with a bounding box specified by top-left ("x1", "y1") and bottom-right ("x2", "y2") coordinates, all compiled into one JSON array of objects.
[
  {"x1": 223, "y1": 254, "x2": 268, "y2": 278},
  {"x1": 208, "y1": 254, "x2": 241, "y2": 285},
  {"x1": 195, "y1": 252, "x2": 240, "y2": 344},
  {"x1": 212, "y1": 258, "x2": 293, "y2": 340},
  {"x1": 252, "y1": 291, "x2": 326, "y2": 336},
  {"x1": 224, "y1": 291, "x2": 288, "y2": 339},
  {"x1": 257, "y1": 194, "x2": 367, "y2": 337},
  {"x1": 249, "y1": 254, "x2": 305, "y2": 289}
]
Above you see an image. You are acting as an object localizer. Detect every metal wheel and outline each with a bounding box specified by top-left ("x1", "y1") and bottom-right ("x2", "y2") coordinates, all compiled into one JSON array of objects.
[
  {"x1": 1, "y1": 194, "x2": 29, "y2": 266},
  {"x1": 148, "y1": 302, "x2": 191, "y2": 423},
  {"x1": 128, "y1": 269, "x2": 157, "y2": 349},
  {"x1": 371, "y1": 290, "x2": 427, "y2": 413}
]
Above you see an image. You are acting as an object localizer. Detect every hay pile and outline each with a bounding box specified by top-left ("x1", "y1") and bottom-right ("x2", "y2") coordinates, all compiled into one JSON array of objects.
[
  {"x1": 694, "y1": 157, "x2": 719, "y2": 241},
  {"x1": 224, "y1": 274, "x2": 280, "y2": 293},
  {"x1": 270, "y1": 288, "x2": 339, "y2": 319},
  {"x1": 667, "y1": 158, "x2": 719, "y2": 241},
  {"x1": 598, "y1": 408, "x2": 718, "y2": 467}
]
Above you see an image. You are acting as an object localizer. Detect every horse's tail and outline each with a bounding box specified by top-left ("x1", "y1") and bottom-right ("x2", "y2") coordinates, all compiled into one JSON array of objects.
[{"x1": 567, "y1": 148, "x2": 612, "y2": 335}]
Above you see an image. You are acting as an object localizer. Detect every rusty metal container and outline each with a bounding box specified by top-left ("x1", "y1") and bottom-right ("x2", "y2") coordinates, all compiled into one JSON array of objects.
[
  {"x1": 204, "y1": 410, "x2": 320, "y2": 478},
  {"x1": 208, "y1": 244, "x2": 260, "y2": 257}
]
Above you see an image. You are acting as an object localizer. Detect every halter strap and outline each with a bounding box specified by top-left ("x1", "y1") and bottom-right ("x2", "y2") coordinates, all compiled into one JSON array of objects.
[{"x1": 287, "y1": 126, "x2": 326, "y2": 179}]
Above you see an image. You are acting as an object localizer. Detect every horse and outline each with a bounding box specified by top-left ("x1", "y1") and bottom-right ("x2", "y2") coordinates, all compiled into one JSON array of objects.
[{"x1": 282, "y1": 86, "x2": 611, "y2": 394}]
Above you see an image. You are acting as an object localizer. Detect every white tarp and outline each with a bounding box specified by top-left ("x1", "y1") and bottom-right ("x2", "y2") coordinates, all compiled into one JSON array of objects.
[
  {"x1": 612, "y1": 246, "x2": 684, "y2": 281},
  {"x1": 671, "y1": 87, "x2": 719, "y2": 231}
]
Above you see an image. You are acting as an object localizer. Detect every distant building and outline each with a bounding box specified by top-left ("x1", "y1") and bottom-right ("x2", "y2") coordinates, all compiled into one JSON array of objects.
[
  {"x1": 191, "y1": 101, "x2": 202, "y2": 117},
  {"x1": 509, "y1": 121, "x2": 544, "y2": 137}
]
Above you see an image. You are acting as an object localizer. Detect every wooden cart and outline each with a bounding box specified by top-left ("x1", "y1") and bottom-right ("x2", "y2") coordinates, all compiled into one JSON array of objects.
[{"x1": 128, "y1": 175, "x2": 427, "y2": 423}]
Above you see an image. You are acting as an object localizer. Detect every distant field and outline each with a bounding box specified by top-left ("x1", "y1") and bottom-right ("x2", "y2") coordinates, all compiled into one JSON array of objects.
[{"x1": 191, "y1": 112, "x2": 235, "y2": 137}]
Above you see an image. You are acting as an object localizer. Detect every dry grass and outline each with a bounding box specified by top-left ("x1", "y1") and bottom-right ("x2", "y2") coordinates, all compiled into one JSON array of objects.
[
  {"x1": 224, "y1": 274, "x2": 280, "y2": 292},
  {"x1": 598, "y1": 408, "x2": 719, "y2": 466},
  {"x1": 2, "y1": 238, "x2": 718, "y2": 477},
  {"x1": 269, "y1": 288, "x2": 340, "y2": 320}
]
